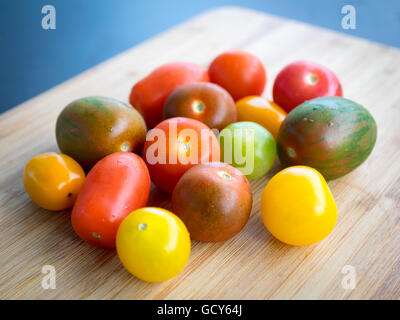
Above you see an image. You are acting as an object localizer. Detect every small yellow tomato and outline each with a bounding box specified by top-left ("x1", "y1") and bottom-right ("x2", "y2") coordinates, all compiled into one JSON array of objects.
[
  {"x1": 235, "y1": 96, "x2": 286, "y2": 139},
  {"x1": 23, "y1": 152, "x2": 85, "y2": 211},
  {"x1": 261, "y1": 166, "x2": 337, "y2": 246},
  {"x1": 116, "y1": 207, "x2": 191, "y2": 282}
]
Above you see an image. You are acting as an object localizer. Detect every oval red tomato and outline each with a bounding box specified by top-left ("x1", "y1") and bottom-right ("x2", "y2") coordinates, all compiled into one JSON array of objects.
[
  {"x1": 208, "y1": 50, "x2": 266, "y2": 101},
  {"x1": 273, "y1": 61, "x2": 342, "y2": 113},
  {"x1": 71, "y1": 152, "x2": 151, "y2": 248},
  {"x1": 129, "y1": 62, "x2": 209, "y2": 128},
  {"x1": 143, "y1": 117, "x2": 220, "y2": 193}
]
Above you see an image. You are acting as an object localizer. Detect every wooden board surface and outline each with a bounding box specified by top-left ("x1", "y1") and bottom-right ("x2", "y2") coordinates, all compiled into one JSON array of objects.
[{"x1": 1, "y1": 7, "x2": 400, "y2": 300}]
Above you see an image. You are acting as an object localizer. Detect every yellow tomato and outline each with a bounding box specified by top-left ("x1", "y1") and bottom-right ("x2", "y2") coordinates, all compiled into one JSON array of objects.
[
  {"x1": 235, "y1": 96, "x2": 286, "y2": 139},
  {"x1": 23, "y1": 152, "x2": 85, "y2": 211},
  {"x1": 116, "y1": 207, "x2": 191, "y2": 282},
  {"x1": 261, "y1": 166, "x2": 337, "y2": 246}
]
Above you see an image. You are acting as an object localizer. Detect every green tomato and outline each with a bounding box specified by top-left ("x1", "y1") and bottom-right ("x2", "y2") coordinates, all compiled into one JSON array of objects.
[{"x1": 220, "y1": 121, "x2": 276, "y2": 180}]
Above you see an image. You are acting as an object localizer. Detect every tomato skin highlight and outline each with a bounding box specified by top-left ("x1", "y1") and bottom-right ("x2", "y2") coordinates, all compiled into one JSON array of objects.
[
  {"x1": 71, "y1": 152, "x2": 151, "y2": 248},
  {"x1": 143, "y1": 117, "x2": 220, "y2": 193},
  {"x1": 273, "y1": 61, "x2": 342, "y2": 113},
  {"x1": 208, "y1": 50, "x2": 266, "y2": 100},
  {"x1": 129, "y1": 62, "x2": 209, "y2": 129}
]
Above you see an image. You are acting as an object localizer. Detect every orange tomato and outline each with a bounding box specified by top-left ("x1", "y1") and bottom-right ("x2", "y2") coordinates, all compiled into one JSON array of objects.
[
  {"x1": 143, "y1": 117, "x2": 220, "y2": 193},
  {"x1": 23, "y1": 152, "x2": 85, "y2": 211},
  {"x1": 208, "y1": 50, "x2": 266, "y2": 100},
  {"x1": 235, "y1": 96, "x2": 287, "y2": 139}
]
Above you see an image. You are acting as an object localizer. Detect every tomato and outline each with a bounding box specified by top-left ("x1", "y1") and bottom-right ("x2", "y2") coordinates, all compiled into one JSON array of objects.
[
  {"x1": 129, "y1": 62, "x2": 209, "y2": 128},
  {"x1": 261, "y1": 166, "x2": 337, "y2": 246},
  {"x1": 71, "y1": 152, "x2": 151, "y2": 248},
  {"x1": 23, "y1": 152, "x2": 85, "y2": 211},
  {"x1": 56, "y1": 96, "x2": 147, "y2": 170},
  {"x1": 220, "y1": 121, "x2": 276, "y2": 180},
  {"x1": 143, "y1": 117, "x2": 220, "y2": 193},
  {"x1": 171, "y1": 162, "x2": 252, "y2": 242},
  {"x1": 163, "y1": 82, "x2": 236, "y2": 130},
  {"x1": 273, "y1": 61, "x2": 343, "y2": 113},
  {"x1": 235, "y1": 96, "x2": 286, "y2": 139},
  {"x1": 208, "y1": 50, "x2": 266, "y2": 100},
  {"x1": 116, "y1": 207, "x2": 190, "y2": 282}
]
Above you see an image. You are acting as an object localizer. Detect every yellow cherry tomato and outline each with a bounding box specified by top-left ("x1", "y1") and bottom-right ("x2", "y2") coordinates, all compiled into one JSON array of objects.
[
  {"x1": 116, "y1": 207, "x2": 191, "y2": 282},
  {"x1": 23, "y1": 152, "x2": 85, "y2": 211},
  {"x1": 235, "y1": 96, "x2": 287, "y2": 139},
  {"x1": 261, "y1": 166, "x2": 337, "y2": 246}
]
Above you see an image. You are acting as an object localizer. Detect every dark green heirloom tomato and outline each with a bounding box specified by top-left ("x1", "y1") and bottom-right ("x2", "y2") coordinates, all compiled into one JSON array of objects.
[
  {"x1": 220, "y1": 121, "x2": 276, "y2": 180},
  {"x1": 277, "y1": 96, "x2": 377, "y2": 180},
  {"x1": 56, "y1": 96, "x2": 147, "y2": 170}
]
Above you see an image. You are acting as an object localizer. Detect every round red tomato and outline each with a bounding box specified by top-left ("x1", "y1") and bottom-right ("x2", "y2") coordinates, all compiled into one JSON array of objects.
[
  {"x1": 71, "y1": 152, "x2": 151, "y2": 248},
  {"x1": 129, "y1": 62, "x2": 209, "y2": 128},
  {"x1": 208, "y1": 50, "x2": 266, "y2": 101},
  {"x1": 143, "y1": 117, "x2": 220, "y2": 193},
  {"x1": 273, "y1": 61, "x2": 343, "y2": 113},
  {"x1": 163, "y1": 82, "x2": 237, "y2": 130}
]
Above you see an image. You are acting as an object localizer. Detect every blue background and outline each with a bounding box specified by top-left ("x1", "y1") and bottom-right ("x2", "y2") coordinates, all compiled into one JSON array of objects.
[{"x1": 0, "y1": 0, "x2": 399, "y2": 113}]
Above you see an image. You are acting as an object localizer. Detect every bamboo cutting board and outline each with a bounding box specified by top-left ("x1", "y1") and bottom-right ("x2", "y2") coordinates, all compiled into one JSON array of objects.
[{"x1": 1, "y1": 7, "x2": 399, "y2": 300}]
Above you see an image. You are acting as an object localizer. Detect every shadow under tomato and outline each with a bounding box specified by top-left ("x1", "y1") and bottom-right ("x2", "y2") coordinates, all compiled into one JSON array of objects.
[{"x1": 147, "y1": 183, "x2": 172, "y2": 210}]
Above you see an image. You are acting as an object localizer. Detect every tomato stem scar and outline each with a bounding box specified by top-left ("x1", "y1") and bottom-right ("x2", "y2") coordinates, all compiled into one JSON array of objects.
[
  {"x1": 217, "y1": 170, "x2": 232, "y2": 180},
  {"x1": 192, "y1": 100, "x2": 206, "y2": 114},
  {"x1": 287, "y1": 147, "x2": 296, "y2": 158},
  {"x1": 120, "y1": 141, "x2": 131, "y2": 152},
  {"x1": 305, "y1": 73, "x2": 318, "y2": 85},
  {"x1": 138, "y1": 223, "x2": 147, "y2": 231}
]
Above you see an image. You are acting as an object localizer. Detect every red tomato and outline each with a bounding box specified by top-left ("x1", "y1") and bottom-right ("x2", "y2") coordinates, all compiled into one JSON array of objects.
[
  {"x1": 143, "y1": 117, "x2": 220, "y2": 193},
  {"x1": 273, "y1": 61, "x2": 343, "y2": 113},
  {"x1": 71, "y1": 152, "x2": 151, "y2": 248},
  {"x1": 208, "y1": 50, "x2": 266, "y2": 100},
  {"x1": 129, "y1": 62, "x2": 209, "y2": 128}
]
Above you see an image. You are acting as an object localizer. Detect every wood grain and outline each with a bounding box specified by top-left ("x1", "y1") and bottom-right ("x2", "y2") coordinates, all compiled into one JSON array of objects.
[{"x1": 0, "y1": 6, "x2": 399, "y2": 300}]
